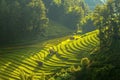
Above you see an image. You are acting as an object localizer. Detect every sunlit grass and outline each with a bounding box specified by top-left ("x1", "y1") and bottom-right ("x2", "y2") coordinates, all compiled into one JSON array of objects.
[{"x1": 0, "y1": 30, "x2": 99, "y2": 79}]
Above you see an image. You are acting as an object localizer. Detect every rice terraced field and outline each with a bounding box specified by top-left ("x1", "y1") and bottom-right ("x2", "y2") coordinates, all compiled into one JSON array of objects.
[{"x1": 0, "y1": 30, "x2": 100, "y2": 80}]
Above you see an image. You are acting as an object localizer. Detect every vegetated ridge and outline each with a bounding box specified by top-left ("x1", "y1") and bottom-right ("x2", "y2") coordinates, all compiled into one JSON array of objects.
[{"x1": 0, "y1": 30, "x2": 99, "y2": 79}]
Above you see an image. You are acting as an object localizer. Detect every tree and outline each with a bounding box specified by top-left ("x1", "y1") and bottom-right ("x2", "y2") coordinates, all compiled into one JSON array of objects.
[
  {"x1": 28, "y1": 0, "x2": 48, "y2": 36},
  {"x1": 80, "y1": 13, "x2": 96, "y2": 33},
  {"x1": 92, "y1": 0, "x2": 120, "y2": 52},
  {"x1": 0, "y1": 0, "x2": 48, "y2": 45},
  {"x1": 44, "y1": 0, "x2": 89, "y2": 29},
  {"x1": 107, "y1": 0, "x2": 120, "y2": 52}
]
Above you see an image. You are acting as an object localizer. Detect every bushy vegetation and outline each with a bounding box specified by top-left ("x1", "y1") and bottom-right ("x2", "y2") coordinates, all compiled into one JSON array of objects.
[{"x1": 80, "y1": 57, "x2": 90, "y2": 68}]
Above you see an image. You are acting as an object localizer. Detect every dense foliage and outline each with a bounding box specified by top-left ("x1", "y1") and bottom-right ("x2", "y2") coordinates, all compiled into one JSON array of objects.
[
  {"x1": 0, "y1": 0, "x2": 92, "y2": 45},
  {"x1": 92, "y1": 0, "x2": 120, "y2": 52},
  {"x1": 80, "y1": 13, "x2": 96, "y2": 33},
  {"x1": 43, "y1": 0, "x2": 89, "y2": 29},
  {"x1": 0, "y1": 0, "x2": 48, "y2": 44},
  {"x1": 86, "y1": 0, "x2": 120, "y2": 80}
]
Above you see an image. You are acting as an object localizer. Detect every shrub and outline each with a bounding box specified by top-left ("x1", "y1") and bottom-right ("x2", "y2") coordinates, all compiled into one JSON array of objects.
[{"x1": 81, "y1": 57, "x2": 90, "y2": 68}]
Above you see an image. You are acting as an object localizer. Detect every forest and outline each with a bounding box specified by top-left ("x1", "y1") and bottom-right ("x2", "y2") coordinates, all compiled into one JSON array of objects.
[{"x1": 0, "y1": 0, "x2": 120, "y2": 80}]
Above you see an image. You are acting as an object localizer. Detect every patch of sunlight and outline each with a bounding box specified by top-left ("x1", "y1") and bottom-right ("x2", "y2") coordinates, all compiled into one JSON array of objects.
[
  {"x1": 74, "y1": 6, "x2": 80, "y2": 11},
  {"x1": 51, "y1": 55, "x2": 60, "y2": 61},
  {"x1": 85, "y1": 30, "x2": 99, "y2": 36},
  {"x1": 53, "y1": 0, "x2": 61, "y2": 6},
  {"x1": 0, "y1": 62, "x2": 12, "y2": 71},
  {"x1": 44, "y1": 44, "x2": 54, "y2": 48},
  {"x1": 61, "y1": 39, "x2": 71, "y2": 45},
  {"x1": 68, "y1": 7, "x2": 73, "y2": 12},
  {"x1": 19, "y1": 66, "x2": 33, "y2": 74}
]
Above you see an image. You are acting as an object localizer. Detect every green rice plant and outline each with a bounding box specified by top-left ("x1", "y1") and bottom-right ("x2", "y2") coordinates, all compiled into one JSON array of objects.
[
  {"x1": 19, "y1": 69, "x2": 28, "y2": 80},
  {"x1": 67, "y1": 65, "x2": 81, "y2": 72},
  {"x1": 40, "y1": 72, "x2": 46, "y2": 80},
  {"x1": 48, "y1": 77, "x2": 55, "y2": 80},
  {"x1": 19, "y1": 69, "x2": 35, "y2": 80},
  {"x1": 0, "y1": 30, "x2": 99, "y2": 79},
  {"x1": 60, "y1": 68, "x2": 66, "y2": 73},
  {"x1": 27, "y1": 73, "x2": 35, "y2": 80},
  {"x1": 69, "y1": 65, "x2": 76, "y2": 72}
]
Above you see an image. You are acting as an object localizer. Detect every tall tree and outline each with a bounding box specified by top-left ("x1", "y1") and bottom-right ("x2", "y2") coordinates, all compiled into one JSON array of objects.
[
  {"x1": 92, "y1": 0, "x2": 120, "y2": 52},
  {"x1": 0, "y1": 0, "x2": 48, "y2": 44},
  {"x1": 28, "y1": 0, "x2": 48, "y2": 36}
]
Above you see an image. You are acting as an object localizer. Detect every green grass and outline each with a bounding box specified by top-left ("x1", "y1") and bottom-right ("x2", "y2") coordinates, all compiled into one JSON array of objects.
[
  {"x1": 0, "y1": 30, "x2": 99, "y2": 79},
  {"x1": 0, "y1": 20, "x2": 73, "y2": 48}
]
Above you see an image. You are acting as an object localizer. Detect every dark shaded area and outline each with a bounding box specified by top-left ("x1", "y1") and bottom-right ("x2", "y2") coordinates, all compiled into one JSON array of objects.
[{"x1": 0, "y1": 0, "x2": 48, "y2": 45}]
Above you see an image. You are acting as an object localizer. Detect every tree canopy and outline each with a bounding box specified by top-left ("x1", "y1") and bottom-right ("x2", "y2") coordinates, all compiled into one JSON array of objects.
[
  {"x1": 0, "y1": 0, "x2": 48, "y2": 44},
  {"x1": 92, "y1": 0, "x2": 120, "y2": 51}
]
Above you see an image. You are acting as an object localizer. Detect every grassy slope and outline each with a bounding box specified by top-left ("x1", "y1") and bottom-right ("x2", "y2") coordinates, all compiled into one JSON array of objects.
[
  {"x1": 45, "y1": 20, "x2": 73, "y2": 37},
  {"x1": 0, "y1": 30, "x2": 99, "y2": 79},
  {"x1": 0, "y1": 20, "x2": 73, "y2": 47}
]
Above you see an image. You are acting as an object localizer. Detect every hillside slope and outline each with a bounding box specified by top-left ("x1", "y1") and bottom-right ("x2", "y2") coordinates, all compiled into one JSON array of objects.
[
  {"x1": 0, "y1": 20, "x2": 73, "y2": 47},
  {"x1": 0, "y1": 30, "x2": 99, "y2": 79},
  {"x1": 45, "y1": 20, "x2": 73, "y2": 37}
]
